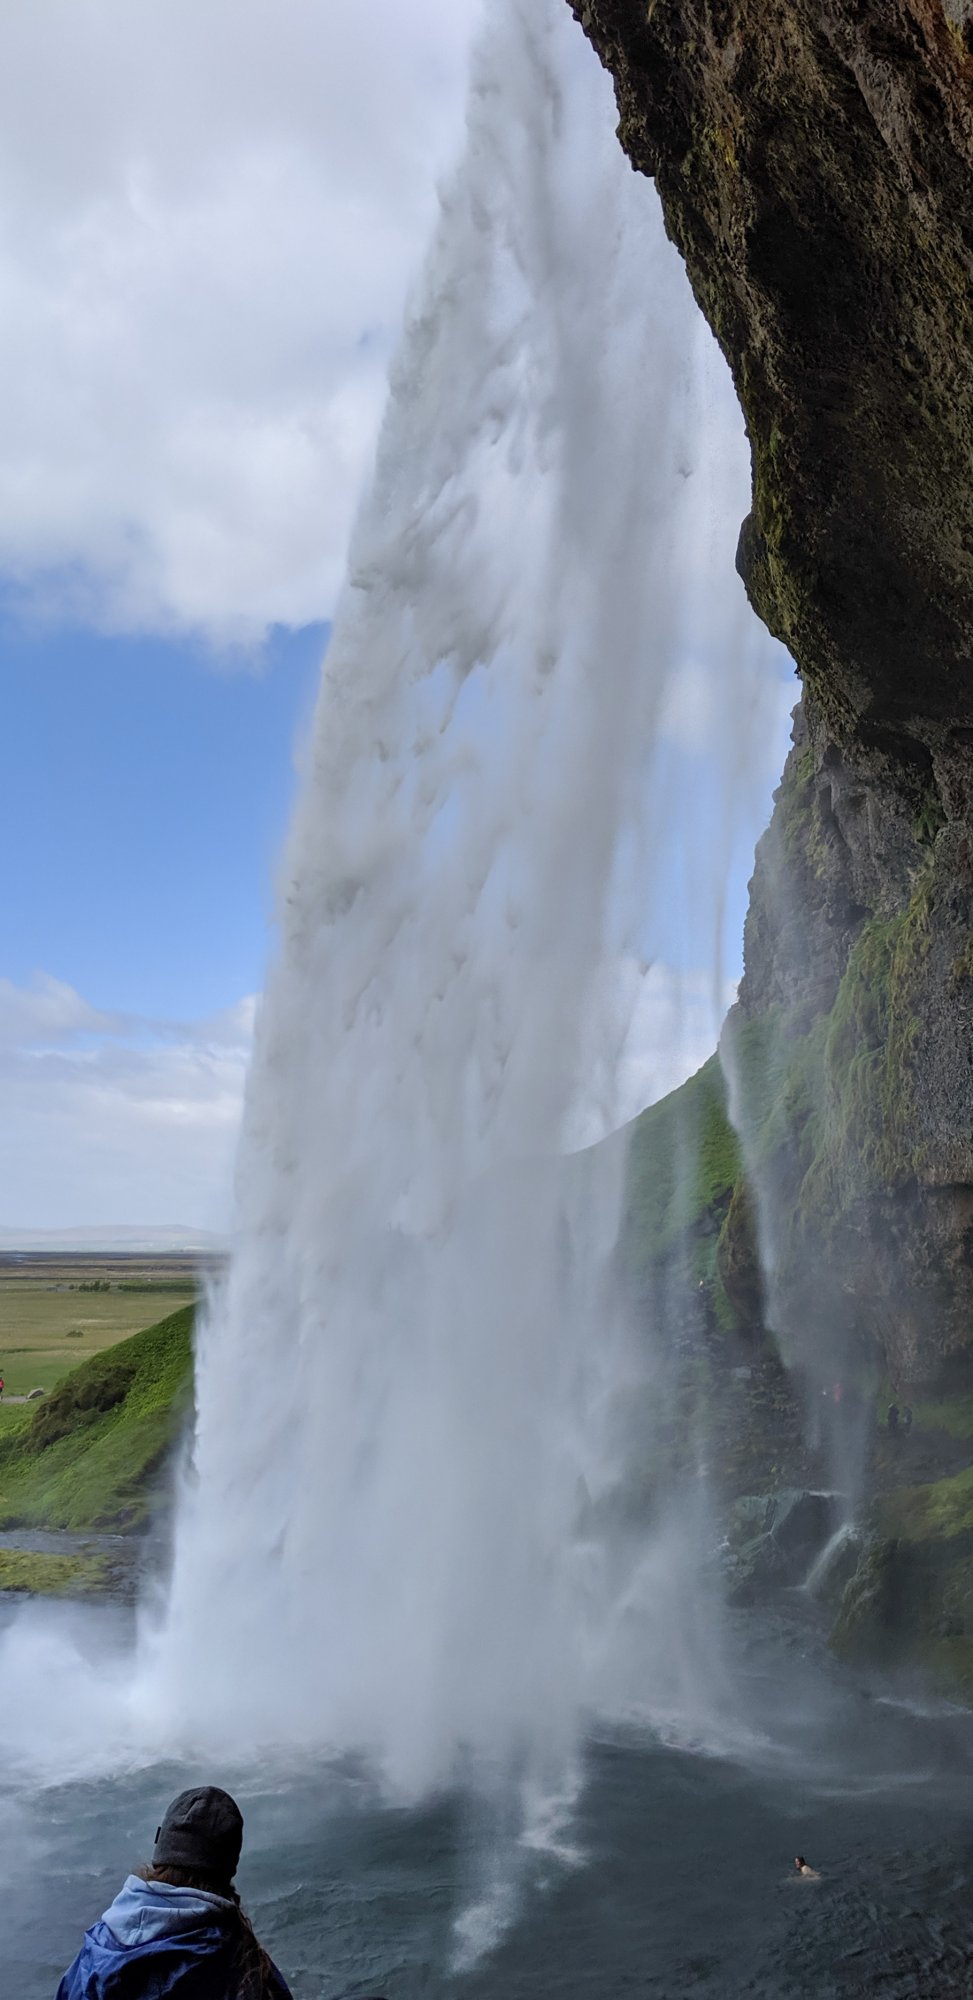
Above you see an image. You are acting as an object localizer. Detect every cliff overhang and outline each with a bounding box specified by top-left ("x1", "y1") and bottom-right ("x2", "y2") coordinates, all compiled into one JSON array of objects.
[{"x1": 572, "y1": 0, "x2": 973, "y2": 776}]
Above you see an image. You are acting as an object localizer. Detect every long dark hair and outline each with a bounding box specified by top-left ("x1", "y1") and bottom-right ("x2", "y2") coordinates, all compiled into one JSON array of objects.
[{"x1": 138, "y1": 1864, "x2": 275, "y2": 1998}]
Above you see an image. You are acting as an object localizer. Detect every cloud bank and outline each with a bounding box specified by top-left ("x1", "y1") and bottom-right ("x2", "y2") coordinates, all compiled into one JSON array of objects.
[
  {"x1": 0, "y1": 0, "x2": 481, "y2": 643},
  {"x1": 0, "y1": 966, "x2": 734, "y2": 1233},
  {"x1": 0, "y1": 975, "x2": 256, "y2": 1231}
]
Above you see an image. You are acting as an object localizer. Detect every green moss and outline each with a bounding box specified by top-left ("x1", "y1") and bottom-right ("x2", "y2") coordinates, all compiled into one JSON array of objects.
[
  {"x1": 881, "y1": 1462, "x2": 973, "y2": 1543},
  {"x1": 832, "y1": 1502, "x2": 973, "y2": 1701},
  {"x1": 911, "y1": 1395, "x2": 973, "y2": 1439},
  {"x1": 817, "y1": 872, "x2": 932, "y2": 1195},
  {"x1": 731, "y1": 870, "x2": 934, "y2": 1300},
  {"x1": 625, "y1": 1055, "x2": 739, "y2": 1264},
  {"x1": 0, "y1": 1548, "x2": 113, "y2": 1596},
  {"x1": 950, "y1": 931, "x2": 973, "y2": 983},
  {"x1": 913, "y1": 787, "x2": 947, "y2": 846},
  {"x1": 775, "y1": 747, "x2": 820, "y2": 869},
  {"x1": 728, "y1": 1009, "x2": 827, "y2": 1172},
  {"x1": 0, "y1": 1307, "x2": 193, "y2": 1532},
  {"x1": 623, "y1": 1053, "x2": 746, "y2": 1327},
  {"x1": 915, "y1": 1636, "x2": 973, "y2": 1698},
  {"x1": 702, "y1": 122, "x2": 740, "y2": 175},
  {"x1": 831, "y1": 1537, "x2": 903, "y2": 1662}
]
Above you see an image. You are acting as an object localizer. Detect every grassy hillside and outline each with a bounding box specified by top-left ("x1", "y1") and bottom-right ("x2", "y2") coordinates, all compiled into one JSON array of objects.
[
  {"x1": 0, "y1": 1306, "x2": 194, "y2": 1533},
  {"x1": 623, "y1": 1053, "x2": 744, "y2": 1326}
]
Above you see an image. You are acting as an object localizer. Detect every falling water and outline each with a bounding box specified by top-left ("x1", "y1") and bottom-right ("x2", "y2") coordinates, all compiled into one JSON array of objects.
[
  {"x1": 10, "y1": 15, "x2": 973, "y2": 1994},
  {"x1": 139, "y1": 0, "x2": 776, "y2": 1800}
]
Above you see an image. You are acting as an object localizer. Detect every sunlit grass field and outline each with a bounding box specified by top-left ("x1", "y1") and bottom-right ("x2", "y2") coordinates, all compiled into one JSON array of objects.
[{"x1": 0, "y1": 1256, "x2": 206, "y2": 1398}]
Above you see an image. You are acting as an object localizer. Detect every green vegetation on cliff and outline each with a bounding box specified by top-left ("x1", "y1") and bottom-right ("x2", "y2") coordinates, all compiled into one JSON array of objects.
[
  {"x1": 624, "y1": 1053, "x2": 741, "y2": 1326},
  {"x1": 813, "y1": 875, "x2": 933, "y2": 1200},
  {"x1": 626, "y1": 1054, "x2": 740, "y2": 1258},
  {"x1": 0, "y1": 1307, "x2": 193, "y2": 1533}
]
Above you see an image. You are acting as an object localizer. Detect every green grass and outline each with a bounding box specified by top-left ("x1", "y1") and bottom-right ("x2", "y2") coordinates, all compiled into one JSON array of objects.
[
  {"x1": 623, "y1": 1053, "x2": 744, "y2": 1327},
  {"x1": 910, "y1": 1396, "x2": 973, "y2": 1439},
  {"x1": 0, "y1": 1548, "x2": 113, "y2": 1595},
  {"x1": 0, "y1": 1306, "x2": 194, "y2": 1532},
  {"x1": 0, "y1": 1261, "x2": 197, "y2": 1399},
  {"x1": 625, "y1": 1054, "x2": 740, "y2": 1271},
  {"x1": 882, "y1": 1462, "x2": 973, "y2": 1543}
]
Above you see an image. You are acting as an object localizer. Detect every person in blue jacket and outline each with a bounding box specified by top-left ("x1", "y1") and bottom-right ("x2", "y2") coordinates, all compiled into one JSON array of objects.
[{"x1": 56, "y1": 1783, "x2": 292, "y2": 1999}]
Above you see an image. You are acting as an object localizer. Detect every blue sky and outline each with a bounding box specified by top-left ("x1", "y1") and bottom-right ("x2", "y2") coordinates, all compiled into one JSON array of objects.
[
  {"x1": 3, "y1": 613, "x2": 325, "y2": 1021},
  {"x1": 0, "y1": 0, "x2": 483, "y2": 1234},
  {"x1": 0, "y1": 0, "x2": 795, "y2": 1234},
  {"x1": 1, "y1": 619, "x2": 328, "y2": 1236}
]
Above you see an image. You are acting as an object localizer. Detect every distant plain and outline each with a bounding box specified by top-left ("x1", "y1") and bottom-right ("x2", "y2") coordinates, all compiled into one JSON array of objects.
[{"x1": 0, "y1": 1255, "x2": 209, "y2": 1406}]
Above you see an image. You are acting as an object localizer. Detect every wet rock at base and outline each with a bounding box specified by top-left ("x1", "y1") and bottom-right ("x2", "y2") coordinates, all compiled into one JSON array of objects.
[{"x1": 724, "y1": 1488, "x2": 840, "y2": 1602}]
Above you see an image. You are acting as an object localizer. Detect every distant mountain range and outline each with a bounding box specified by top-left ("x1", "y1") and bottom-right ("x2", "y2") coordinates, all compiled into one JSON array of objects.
[{"x1": 0, "y1": 1225, "x2": 225, "y2": 1253}]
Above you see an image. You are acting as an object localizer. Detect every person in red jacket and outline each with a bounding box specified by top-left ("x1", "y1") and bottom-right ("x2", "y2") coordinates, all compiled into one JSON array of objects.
[{"x1": 56, "y1": 1785, "x2": 292, "y2": 1999}]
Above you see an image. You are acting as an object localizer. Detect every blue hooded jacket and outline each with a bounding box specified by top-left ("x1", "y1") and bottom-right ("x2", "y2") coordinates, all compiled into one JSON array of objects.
[{"x1": 56, "y1": 1874, "x2": 293, "y2": 2000}]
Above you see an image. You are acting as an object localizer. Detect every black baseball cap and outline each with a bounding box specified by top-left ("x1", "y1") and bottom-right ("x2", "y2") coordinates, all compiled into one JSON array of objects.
[{"x1": 152, "y1": 1786, "x2": 244, "y2": 1881}]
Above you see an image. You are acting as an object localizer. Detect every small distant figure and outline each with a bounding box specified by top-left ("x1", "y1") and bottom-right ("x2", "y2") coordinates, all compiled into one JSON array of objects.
[
  {"x1": 794, "y1": 1854, "x2": 821, "y2": 1880},
  {"x1": 0, "y1": 1372, "x2": 5, "y2": 1400},
  {"x1": 902, "y1": 1405, "x2": 913, "y2": 1436},
  {"x1": 887, "y1": 1401, "x2": 900, "y2": 1436},
  {"x1": 832, "y1": 1381, "x2": 844, "y2": 1405}
]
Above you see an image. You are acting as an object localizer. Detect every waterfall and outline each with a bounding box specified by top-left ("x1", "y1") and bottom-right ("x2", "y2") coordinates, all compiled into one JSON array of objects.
[
  {"x1": 0, "y1": 0, "x2": 783, "y2": 1829},
  {"x1": 138, "y1": 0, "x2": 775, "y2": 1795}
]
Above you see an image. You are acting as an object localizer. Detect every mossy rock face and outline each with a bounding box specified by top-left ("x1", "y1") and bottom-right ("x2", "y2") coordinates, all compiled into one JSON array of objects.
[
  {"x1": 717, "y1": 704, "x2": 973, "y2": 1395},
  {"x1": 832, "y1": 1457, "x2": 973, "y2": 1697},
  {"x1": 831, "y1": 1538, "x2": 913, "y2": 1665},
  {"x1": 725, "y1": 1488, "x2": 839, "y2": 1602},
  {"x1": 620, "y1": 1057, "x2": 822, "y2": 1501},
  {"x1": 832, "y1": 1529, "x2": 973, "y2": 1692},
  {"x1": 717, "y1": 1179, "x2": 763, "y2": 1330}
]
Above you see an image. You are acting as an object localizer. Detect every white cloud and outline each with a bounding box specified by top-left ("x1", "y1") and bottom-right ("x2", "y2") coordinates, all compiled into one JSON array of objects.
[
  {"x1": 0, "y1": 973, "x2": 130, "y2": 1046},
  {"x1": 613, "y1": 961, "x2": 738, "y2": 1125},
  {"x1": 0, "y1": 0, "x2": 481, "y2": 644},
  {"x1": 0, "y1": 974, "x2": 255, "y2": 1229},
  {"x1": 1, "y1": 962, "x2": 732, "y2": 1230},
  {"x1": 568, "y1": 958, "x2": 738, "y2": 1151}
]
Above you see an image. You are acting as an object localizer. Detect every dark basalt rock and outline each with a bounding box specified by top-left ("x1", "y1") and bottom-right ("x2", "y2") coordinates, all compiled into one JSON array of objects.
[
  {"x1": 570, "y1": 0, "x2": 973, "y2": 750},
  {"x1": 724, "y1": 1487, "x2": 840, "y2": 1601}
]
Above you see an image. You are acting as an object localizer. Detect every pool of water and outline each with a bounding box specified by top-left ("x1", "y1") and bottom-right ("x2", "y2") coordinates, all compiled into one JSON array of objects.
[{"x1": 5, "y1": 1598, "x2": 973, "y2": 1998}]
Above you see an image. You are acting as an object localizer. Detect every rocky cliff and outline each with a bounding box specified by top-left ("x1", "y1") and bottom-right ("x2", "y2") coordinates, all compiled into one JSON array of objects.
[
  {"x1": 571, "y1": 0, "x2": 973, "y2": 743},
  {"x1": 579, "y1": 1, "x2": 973, "y2": 1686},
  {"x1": 573, "y1": 0, "x2": 973, "y2": 1395}
]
